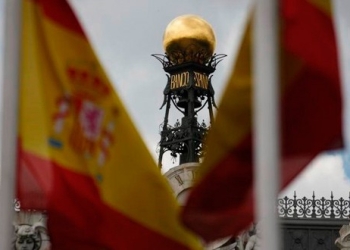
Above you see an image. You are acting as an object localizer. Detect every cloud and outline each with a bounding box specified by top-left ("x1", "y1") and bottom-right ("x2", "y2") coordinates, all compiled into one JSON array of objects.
[{"x1": 281, "y1": 153, "x2": 350, "y2": 199}]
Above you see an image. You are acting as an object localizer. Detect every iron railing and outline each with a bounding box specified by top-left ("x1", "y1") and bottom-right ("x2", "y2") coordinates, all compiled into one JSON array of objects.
[{"x1": 278, "y1": 192, "x2": 350, "y2": 219}]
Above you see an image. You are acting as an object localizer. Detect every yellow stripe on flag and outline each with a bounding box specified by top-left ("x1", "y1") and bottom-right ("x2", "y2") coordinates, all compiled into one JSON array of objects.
[
  {"x1": 20, "y1": 0, "x2": 202, "y2": 248},
  {"x1": 309, "y1": 0, "x2": 332, "y2": 16},
  {"x1": 198, "y1": 20, "x2": 253, "y2": 179}
]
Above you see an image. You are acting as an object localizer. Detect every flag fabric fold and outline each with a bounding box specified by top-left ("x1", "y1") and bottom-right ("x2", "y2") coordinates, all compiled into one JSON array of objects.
[
  {"x1": 181, "y1": 0, "x2": 343, "y2": 242},
  {"x1": 17, "y1": 0, "x2": 202, "y2": 249}
]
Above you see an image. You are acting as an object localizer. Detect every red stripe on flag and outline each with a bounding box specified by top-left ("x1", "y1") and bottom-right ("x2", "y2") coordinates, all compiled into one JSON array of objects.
[
  {"x1": 282, "y1": 0, "x2": 339, "y2": 80},
  {"x1": 36, "y1": 0, "x2": 86, "y2": 37},
  {"x1": 281, "y1": 66, "x2": 342, "y2": 183},
  {"x1": 18, "y1": 150, "x2": 192, "y2": 250},
  {"x1": 181, "y1": 137, "x2": 254, "y2": 241}
]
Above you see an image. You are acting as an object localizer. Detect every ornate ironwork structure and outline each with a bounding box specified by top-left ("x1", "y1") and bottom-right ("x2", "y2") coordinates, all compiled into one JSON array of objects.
[
  {"x1": 153, "y1": 52, "x2": 226, "y2": 168},
  {"x1": 278, "y1": 192, "x2": 350, "y2": 219},
  {"x1": 223, "y1": 192, "x2": 350, "y2": 250},
  {"x1": 277, "y1": 193, "x2": 349, "y2": 250}
]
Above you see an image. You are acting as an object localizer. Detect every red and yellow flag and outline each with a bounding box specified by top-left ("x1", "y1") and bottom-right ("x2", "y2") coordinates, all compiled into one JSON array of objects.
[
  {"x1": 17, "y1": 0, "x2": 202, "y2": 249},
  {"x1": 181, "y1": 0, "x2": 343, "y2": 242}
]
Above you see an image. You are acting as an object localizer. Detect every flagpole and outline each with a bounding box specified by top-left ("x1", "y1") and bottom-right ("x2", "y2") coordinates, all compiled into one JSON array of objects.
[
  {"x1": 0, "y1": 0, "x2": 21, "y2": 249},
  {"x1": 253, "y1": 0, "x2": 280, "y2": 249}
]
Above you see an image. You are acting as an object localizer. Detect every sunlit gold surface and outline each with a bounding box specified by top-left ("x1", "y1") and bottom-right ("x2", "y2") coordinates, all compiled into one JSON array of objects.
[{"x1": 163, "y1": 15, "x2": 216, "y2": 64}]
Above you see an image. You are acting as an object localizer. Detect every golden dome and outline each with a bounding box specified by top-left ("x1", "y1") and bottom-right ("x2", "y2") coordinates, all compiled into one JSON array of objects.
[{"x1": 163, "y1": 15, "x2": 216, "y2": 64}]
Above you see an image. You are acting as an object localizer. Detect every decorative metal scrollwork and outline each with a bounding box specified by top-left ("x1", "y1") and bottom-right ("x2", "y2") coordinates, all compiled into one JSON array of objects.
[
  {"x1": 278, "y1": 191, "x2": 350, "y2": 219},
  {"x1": 154, "y1": 50, "x2": 224, "y2": 168},
  {"x1": 158, "y1": 118, "x2": 208, "y2": 161},
  {"x1": 152, "y1": 52, "x2": 226, "y2": 69}
]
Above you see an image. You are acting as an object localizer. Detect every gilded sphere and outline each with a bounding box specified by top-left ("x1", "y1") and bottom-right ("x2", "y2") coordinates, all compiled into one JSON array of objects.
[{"x1": 163, "y1": 15, "x2": 216, "y2": 64}]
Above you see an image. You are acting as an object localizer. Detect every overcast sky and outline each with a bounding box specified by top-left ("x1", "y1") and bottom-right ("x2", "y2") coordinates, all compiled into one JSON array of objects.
[{"x1": 1, "y1": 0, "x2": 350, "y2": 200}]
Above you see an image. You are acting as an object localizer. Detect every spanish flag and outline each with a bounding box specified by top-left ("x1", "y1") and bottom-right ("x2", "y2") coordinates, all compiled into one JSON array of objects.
[
  {"x1": 181, "y1": 0, "x2": 343, "y2": 242},
  {"x1": 17, "y1": 0, "x2": 202, "y2": 249}
]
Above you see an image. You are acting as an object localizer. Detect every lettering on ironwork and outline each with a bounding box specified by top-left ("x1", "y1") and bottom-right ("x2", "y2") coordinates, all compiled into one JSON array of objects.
[
  {"x1": 170, "y1": 72, "x2": 189, "y2": 89},
  {"x1": 194, "y1": 72, "x2": 208, "y2": 89}
]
